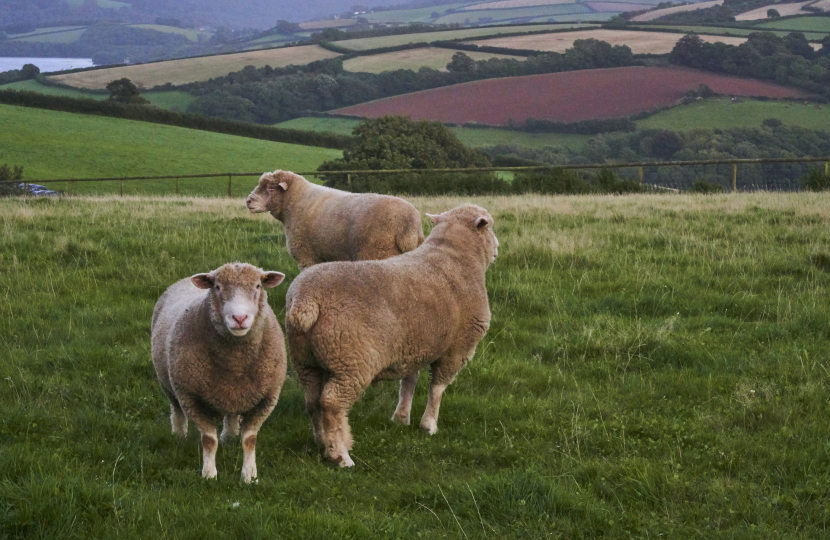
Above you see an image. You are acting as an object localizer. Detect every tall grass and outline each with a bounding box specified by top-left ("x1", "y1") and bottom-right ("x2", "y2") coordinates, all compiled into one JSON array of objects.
[{"x1": 2, "y1": 193, "x2": 830, "y2": 539}]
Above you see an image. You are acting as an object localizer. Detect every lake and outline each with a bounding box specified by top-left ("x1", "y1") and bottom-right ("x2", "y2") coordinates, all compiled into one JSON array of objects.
[{"x1": 0, "y1": 57, "x2": 94, "y2": 74}]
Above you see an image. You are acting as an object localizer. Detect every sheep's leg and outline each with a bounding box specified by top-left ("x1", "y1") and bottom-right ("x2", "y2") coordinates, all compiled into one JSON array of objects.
[
  {"x1": 295, "y1": 365, "x2": 326, "y2": 446},
  {"x1": 238, "y1": 395, "x2": 280, "y2": 483},
  {"x1": 178, "y1": 396, "x2": 220, "y2": 479},
  {"x1": 220, "y1": 414, "x2": 240, "y2": 442},
  {"x1": 170, "y1": 400, "x2": 188, "y2": 438},
  {"x1": 319, "y1": 375, "x2": 369, "y2": 468},
  {"x1": 391, "y1": 371, "x2": 418, "y2": 425},
  {"x1": 420, "y1": 356, "x2": 467, "y2": 435}
]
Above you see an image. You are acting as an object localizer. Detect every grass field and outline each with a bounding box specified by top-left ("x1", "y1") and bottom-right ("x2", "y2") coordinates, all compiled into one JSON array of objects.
[
  {"x1": 3, "y1": 192, "x2": 830, "y2": 538},
  {"x1": 756, "y1": 15, "x2": 830, "y2": 32},
  {"x1": 433, "y1": 4, "x2": 595, "y2": 25},
  {"x1": 626, "y1": 24, "x2": 828, "y2": 42},
  {"x1": 9, "y1": 27, "x2": 88, "y2": 44},
  {"x1": 638, "y1": 98, "x2": 830, "y2": 131},
  {"x1": 736, "y1": 1, "x2": 814, "y2": 20},
  {"x1": 0, "y1": 104, "x2": 340, "y2": 195},
  {"x1": 342, "y1": 47, "x2": 523, "y2": 73},
  {"x1": 333, "y1": 23, "x2": 595, "y2": 51},
  {"x1": 365, "y1": 2, "x2": 474, "y2": 23},
  {"x1": 276, "y1": 116, "x2": 590, "y2": 149},
  {"x1": 464, "y1": 28, "x2": 747, "y2": 53},
  {"x1": 129, "y1": 24, "x2": 211, "y2": 42},
  {"x1": 631, "y1": 0, "x2": 724, "y2": 22},
  {"x1": 48, "y1": 45, "x2": 341, "y2": 90},
  {"x1": 0, "y1": 80, "x2": 195, "y2": 111}
]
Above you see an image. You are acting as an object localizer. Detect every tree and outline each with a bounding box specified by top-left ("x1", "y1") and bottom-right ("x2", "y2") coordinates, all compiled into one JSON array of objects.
[
  {"x1": 318, "y1": 116, "x2": 502, "y2": 195},
  {"x1": 446, "y1": 51, "x2": 476, "y2": 73},
  {"x1": 766, "y1": 8, "x2": 780, "y2": 18},
  {"x1": 20, "y1": 63, "x2": 39, "y2": 79},
  {"x1": 106, "y1": 78, "x2": 149, "y2": 105},
  {"x1": 650, "y1": 130, "x2": 684, "y2": 159}
]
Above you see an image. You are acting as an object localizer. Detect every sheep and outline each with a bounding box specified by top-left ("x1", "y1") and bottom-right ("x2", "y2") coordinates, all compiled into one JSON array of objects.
[
  {"x1": 151, "y1": 262, "x2": 287, "y2": 482},
  {"x1": 285, "y1": 204, "x2": 499, "y2": 467},
  {"x1": 246, "y1": 170, "x2": 424, "y2": 270}
]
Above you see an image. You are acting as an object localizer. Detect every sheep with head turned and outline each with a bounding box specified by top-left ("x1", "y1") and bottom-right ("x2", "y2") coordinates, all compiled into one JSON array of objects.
[
  {"x1": 151, "y1": 262, "x2": 287, "y2": 482},
  {"x1": 246, "y1": 170, "x2": 424, "y2": 270},
  {"x1": 285, "y1": 204, "x2": 499, "y2": 467}
]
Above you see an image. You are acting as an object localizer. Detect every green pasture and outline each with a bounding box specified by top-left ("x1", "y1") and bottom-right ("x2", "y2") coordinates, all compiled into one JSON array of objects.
[
  {"x1": 2, "y1": 192, "x2": 830, "y2": 538},
  {"x1": 629, "y1": 24, "x2": 828, "y2": 41},
  {"x1": 333, "y1": 23, "x2": 593, "y2": 51},
  {"x1": 365, "y1": 2, "x2": 475, "y2": 23},
  {"x1": 755, "y1": 15, "x2": 830, "y2": 33},
  {"x1": 342, "y1": 47, "x2": 523, "y2": 73},
  {"x1": 0, "y1": 104, "x2": 340, "y2": 194},
  {"x1": 638, "y1": 98, "x2": 830, "y2": 131},
  {"x1": 9, "y1": 27, "x2": 88, "y2": 44},
  {"x1": 129, "y1": 24, "x2": 211, "y2": 42},
  {"x1": 434, "y1": 4, "x2": 594, "y2": 25},
  {"x1": 65, "y1": 0, "x2": 130, "y2": 8},
  {"x1": 276, "y1": 116, "x2": 589, "y2": 150},
  {"x1": 0, "y1": 80, "x2": 195, "y2": 111}
]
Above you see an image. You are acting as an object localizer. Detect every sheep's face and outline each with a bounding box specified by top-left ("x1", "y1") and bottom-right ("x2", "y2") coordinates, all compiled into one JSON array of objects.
[
  {"x1": 246, "y1": 171, "x2": 291, "y2": 220},
  {"x1": 192, "y1": 263, "x2": 285, "y2": 337}
]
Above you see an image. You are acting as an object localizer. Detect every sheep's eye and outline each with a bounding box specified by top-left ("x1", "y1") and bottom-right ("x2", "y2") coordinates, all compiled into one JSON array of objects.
[
  {"x1": 256, "y1": 284, "x2": 261, "y2": 290},
  {"x1": 215, "y1": 285, "x2": 221, "y2": 291}
]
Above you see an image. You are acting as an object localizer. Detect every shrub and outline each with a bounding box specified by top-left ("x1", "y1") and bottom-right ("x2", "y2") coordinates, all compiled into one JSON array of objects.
[
  {"x1": 762, "y1": 118, "x2": 782, "y2": 128},
  {"x1": 689, "y1": 180, "x2": 724, "y2": 193},
  {"x1": 0, "y1": 163, "x2": 24, "y2": 197},
  {"x1": 801, "y1": 168, "x2": 830, "y2": 191},
  {"x1": 512, "y1": 168, "x2": 596, "y2": 194}
]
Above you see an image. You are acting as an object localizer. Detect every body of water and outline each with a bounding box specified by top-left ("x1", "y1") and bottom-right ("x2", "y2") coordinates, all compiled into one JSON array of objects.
[{"x1": 0, "y1": 57, "x2": 94, "y2": 74}]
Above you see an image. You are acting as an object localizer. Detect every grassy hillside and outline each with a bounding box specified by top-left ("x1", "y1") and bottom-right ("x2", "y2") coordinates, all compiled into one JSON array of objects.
[
  {"x1": 2, "y1": 193, "x2": 830, "y2": 538},
  {"x1": 638, "y1": 98, "x2": 830, "y2": 131},
  {"x1": 0, "y1": 80, "x2": 195, "y2": 111},
  {"x1": 276, "y1": 116, "x2": 589, "y2": 150},
  {"x1": 0, "y1": 104, "x2": 340, "y2": 195},
  {"x1": 755, "y1": 15, "x2": 830, "y2": 32},
  {"x1": 627, "y1": 24, "x2": 828, "y2": 41},
  {"x1": 342, "y1": 47, "x2": 524, "y2": 73}
]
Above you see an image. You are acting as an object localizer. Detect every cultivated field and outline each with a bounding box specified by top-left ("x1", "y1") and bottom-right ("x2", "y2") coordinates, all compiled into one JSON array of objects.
[
  {"x1": 638, "y1": 97, "x2": 830, "y2": 131},
  {"x1": 461, "y1": 0, "x2": 582, "y2": 9},
  {"x1": 276, "y1": 116, "x2": 590, "y2": 149},
  {"x1": 299, "y1": 19, "x2": 359, "y2": 29},
  {"x1": 756, "y1": 15, "x2": 830, "y2": 32},
  {"x1": 332, "y1": 66, "x2": 808, "y2": 125},
  {"x1": 625, "y1": 23, "x2": 828, "y2": 41},
  {"x1": 433, "y1": 4, "x2": 595, "y2": 24},
  {"x1": 631, "y1": 0, "x2": 724, "y2": 21},
  {"x1": 0, "y1": 104, "x2": 340, "y2": 195},
  {"x1": 331, "y1": 24, "x2": 593, "y2": 51},
  {"x1": 463, "y1": 28, "x2": 747, "y2": 53},
  {"x1": 342, "y1": 47, "x2": 523, "y2": 73},
  {"x1": 3, "y1": 192, "x2": 830, "y2": 538},
  {"x1": 809, "y1": 0, "x2": 830, "y2": 10},
  {"x1": 48, "y1": 45, "x2": 341, "y2": 90},
  {"x1": 735, "y1": 0, "x2": 813, "y2": 20}
]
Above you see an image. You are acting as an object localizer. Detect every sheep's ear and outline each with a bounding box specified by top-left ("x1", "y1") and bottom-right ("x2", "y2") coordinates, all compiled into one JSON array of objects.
[
  {"x1": 262, "y1": 272, "x2": 285, "y2": 288},
  {"x1": 278, "y1": 182, "x2": 288, "y2": 191},
  {"x1": 425, "y1": 213, "x2": 440, "y2": 224},
  {"x1": 475, "y1": 216, "x2": 490, "y2": 229},
  {"x1": 191, "y1": 273, "x2": 214, "y2": 289}
]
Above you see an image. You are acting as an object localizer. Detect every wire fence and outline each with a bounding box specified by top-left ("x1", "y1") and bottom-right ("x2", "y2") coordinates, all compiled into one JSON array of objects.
[{"x1": 3, "y1": 157, "x2": 829, "y2": 196}]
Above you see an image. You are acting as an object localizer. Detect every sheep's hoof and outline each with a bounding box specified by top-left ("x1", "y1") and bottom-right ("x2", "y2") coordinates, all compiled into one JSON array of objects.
[
  {"x1": 391, "y1": 412, "x2": 411, "y2": 426},
  {"x1": 337, "y1": 454, "x2": 355, "y2": 468},
  {"x1": 241, "y1": 465, "x2": 257, "y2": 483},
  {"x1": 420, "y1": 419, "x2": 438, "y2": 435},
  {"x1": 202, "y1": 466, "x2": 218, "y2": 480}
]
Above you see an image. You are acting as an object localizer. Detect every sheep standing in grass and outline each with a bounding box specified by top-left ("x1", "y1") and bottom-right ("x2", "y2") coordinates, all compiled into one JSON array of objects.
[
  {"x1": 285, "y1": 204, "x2": 498, "y2": 467},
  {"x1": 246, "y1": 170, "x2": 424, "y2": 269},
  {"x1": 151, "y1": 263, "x2": 287, "y2": 482}
]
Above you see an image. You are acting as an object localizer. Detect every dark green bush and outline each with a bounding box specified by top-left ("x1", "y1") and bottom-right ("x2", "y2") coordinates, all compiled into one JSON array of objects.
[
  {"x1": 801, "y1": 168, "x2": 830, "y2": 191},
  {"x1": 689, "y1": 180, "x2": 725, "y2": 193},
  {"x1": 0, "y1": 163, "x2": 24, "y2": 197}
]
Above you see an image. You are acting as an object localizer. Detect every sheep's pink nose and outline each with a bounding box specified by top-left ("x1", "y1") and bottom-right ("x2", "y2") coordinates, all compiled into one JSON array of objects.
[{"x1": 232, "y1": 315, "x2": 248, "y2": 326}]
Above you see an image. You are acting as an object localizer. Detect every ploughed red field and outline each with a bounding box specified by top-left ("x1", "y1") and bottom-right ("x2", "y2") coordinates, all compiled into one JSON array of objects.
[{"x1": 331, "y1": 66, "x2": 810, "y2": 125}]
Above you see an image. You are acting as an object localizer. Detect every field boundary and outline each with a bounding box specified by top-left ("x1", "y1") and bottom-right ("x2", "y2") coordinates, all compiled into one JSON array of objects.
[{"x1": 4, "y1": 157, "x2": 828, "y2": 195}]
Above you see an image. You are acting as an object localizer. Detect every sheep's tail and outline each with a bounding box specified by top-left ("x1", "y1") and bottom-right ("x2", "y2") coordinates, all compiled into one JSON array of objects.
[
  {"x1": 396, "y1": 226, "x2": 424, "y2": 254},
  {"x1": 288, "y1": 299, "x2": 320, "y2": 333}
]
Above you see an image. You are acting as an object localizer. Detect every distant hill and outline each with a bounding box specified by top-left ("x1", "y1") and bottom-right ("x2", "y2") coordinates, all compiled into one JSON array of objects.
[{"x1": 0, "y1": 0, "x2": 418, "y2": 31}]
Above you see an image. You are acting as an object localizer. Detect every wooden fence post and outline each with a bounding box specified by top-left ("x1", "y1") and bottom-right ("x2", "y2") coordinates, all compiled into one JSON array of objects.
[
  {"x1": 638, "y1": 166, "x2": 643, "y2": 184},
  {"x1": 120, "y1": 179, "x2": 124, "y2": 196},
  {"x1": 347, "y1": 174, "x2": 351, "y2": 189},
  {"x1": 825, "y1": 161, "x2": 828, "y2": 177},
  {"x1": 227, "y1": 175, "x2": 232, "y2": 197},
  {"x1": 175, "y1": 177, "x2": 179, "y2": 195},
  {"x1": 732, "y1": 163, "x2": 737, "y2": 193}
]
